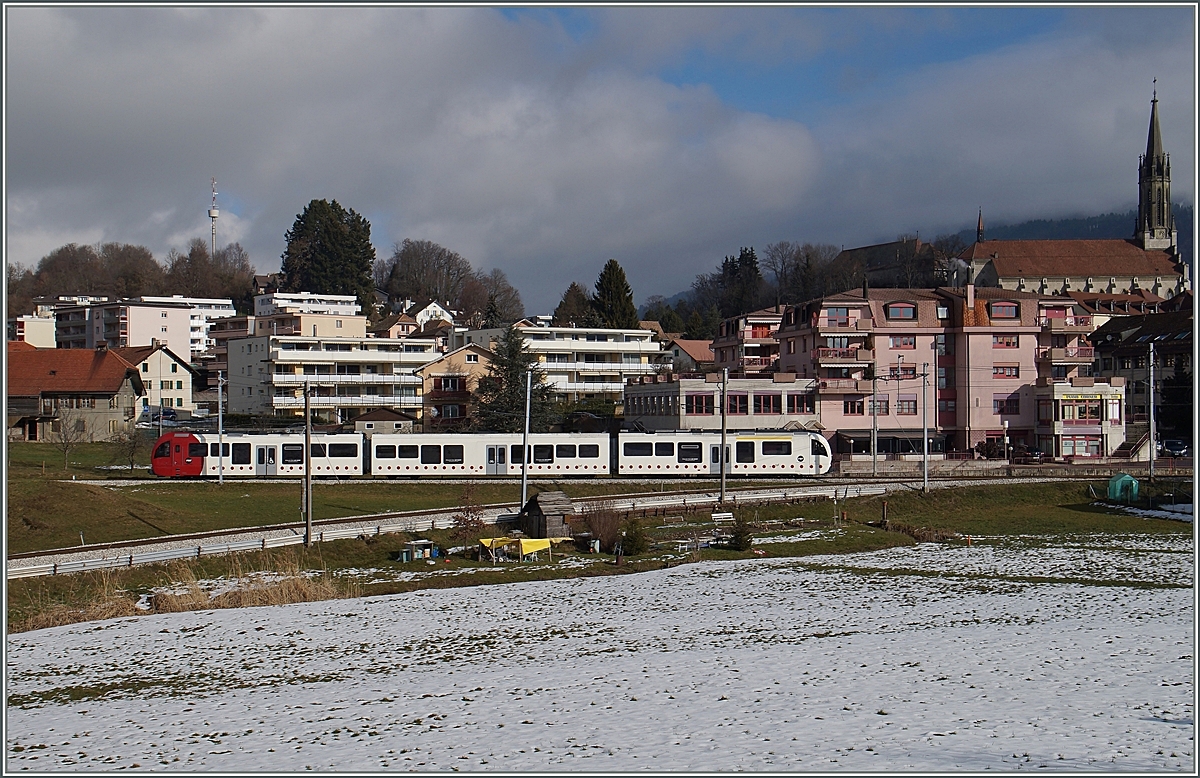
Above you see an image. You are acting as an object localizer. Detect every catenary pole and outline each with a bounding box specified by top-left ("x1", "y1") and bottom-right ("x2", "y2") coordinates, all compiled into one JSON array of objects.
[
  {"x1": 217, "y1": 370, "x2": 224, "y2": 485},
  {"x1": 720, "y1": 367, "x2": 728, "y2": 504},
  {"x1": 922, "y1": 361, "x2": 929, "y2": 493},
  {"x1": 520, "y1": 369, "x2": 532, "y2": 509},
  {"x1": 305, "y1": 380, "x2": 313, "y2": 547},
  {"x1": 1148, "y1": 340, "x2": 1155, "y2": 482}
]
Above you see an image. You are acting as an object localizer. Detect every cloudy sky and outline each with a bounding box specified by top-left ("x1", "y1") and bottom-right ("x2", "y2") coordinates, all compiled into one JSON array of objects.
[{"x1": 5, "y1": 5, "x2": 1195, "y2": 313}]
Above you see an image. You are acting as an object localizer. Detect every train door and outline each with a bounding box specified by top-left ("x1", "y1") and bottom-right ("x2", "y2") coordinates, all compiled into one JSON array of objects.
[
  {"x1": 486, "y1": 445, "x2": 507, "y2": 475},
  {"x1": 709, "y1": 444, "x2": 731, "y2": 475},
  {"x1": 256, "y1": 445, "x2": 278, "y2": 476}
]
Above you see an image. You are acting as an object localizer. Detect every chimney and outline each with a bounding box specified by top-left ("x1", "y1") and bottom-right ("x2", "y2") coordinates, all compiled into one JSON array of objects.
[{"x1": 966, "y1": 282, "x2": 975, "y2": 310}]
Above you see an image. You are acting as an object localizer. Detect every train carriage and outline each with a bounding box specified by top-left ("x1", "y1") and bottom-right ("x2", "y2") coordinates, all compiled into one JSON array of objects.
[
  {"x1": 368, "y1": 433, "x2": 611, "y2": 477},
  {"x1": 150, "y1": 431, "x2": 364, "y2": 478},
  {"x1": 615, "y1": 431, "x2": 831, "y2": 476}
]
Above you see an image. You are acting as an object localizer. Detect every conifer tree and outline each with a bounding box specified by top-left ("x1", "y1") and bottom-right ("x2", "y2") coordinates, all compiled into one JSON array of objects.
[
  {"x1": 552, "y1": 282, "x2": 602, "y2": 326},
  {"x1": 471, "y1": 324, "x2": 556, "y2": 433},
  {"x1": 280, "y1": 199, "x2": 376, "y2": 312},
  {"x1": 591, "y1": 259, "x2": 639, "y2": 329}
]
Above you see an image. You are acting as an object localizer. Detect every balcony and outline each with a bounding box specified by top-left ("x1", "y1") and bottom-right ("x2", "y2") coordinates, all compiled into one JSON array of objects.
[
  {"x1": 816, "y1": 317, "x2": 872, "y2": 333},
  {"x1": 818, "y1": 378, "x2": 872, "y2": 393},
  {"x1": 1038, "y1": 315, "x2": 1093, "y2": 332},
  {"x1": 270, "y1": 395, "x2": 421, "y2": 409},
  {"x1": 270, "y1": 373, "x2": 413, "y2": 385},
  {"x1": 1036, "y1": 346, "x2": 1094, "y2": 363},
  {"x1": 812, "y1": 347, "x2": 874, "y2": 365}
]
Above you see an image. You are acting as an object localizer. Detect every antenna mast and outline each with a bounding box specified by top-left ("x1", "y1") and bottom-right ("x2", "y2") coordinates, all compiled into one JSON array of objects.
[{"x1": 208, "y1": 178, "x2": 219, "y2": 257}]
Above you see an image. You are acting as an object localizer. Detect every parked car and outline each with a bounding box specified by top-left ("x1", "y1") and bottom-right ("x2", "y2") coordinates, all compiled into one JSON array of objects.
[
  {"x1": 1160, "y1": 439, "x2": 1190, "y2": 458},
  {"x1": 139, "y1": 407, "x2": 177, "y2": 422}
]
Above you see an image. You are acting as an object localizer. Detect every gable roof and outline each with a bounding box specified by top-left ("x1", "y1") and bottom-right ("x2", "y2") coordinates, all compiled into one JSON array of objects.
[
  {"x1": 112, "y1": 345, "x2": 197, "y2": 377},
  {"x1": 350, "y1": 408, "x2": 418, "y2": 422},
  {"x1": 664, "y1": 339, "x2": 714, "y2": 363},
  {"x1": 7, "y1": 340, "x2": 38, "y2": 351},
  {"x1": 7, "y1": 349, "x2": 145, "y2": 397},
  {"x1": 414, "y1": 343, "x2": 492, "y2": 374},
  {"x1": 368, "y1": 312, "x2": 418, "y2": 333},
  {"x1": 961, "y1": 239, "x2": 1182, "y2": 280}
]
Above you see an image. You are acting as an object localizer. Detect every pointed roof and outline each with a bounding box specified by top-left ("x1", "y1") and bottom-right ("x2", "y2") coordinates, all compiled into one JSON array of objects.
[
  {"x1": 112, "y1": 344, "x2": 196, "y2": 377},
  {"x1": 663, "y1": 338, "x2": 714, "y2": 364},
  {"x1": 1146, "y1": 89, "x2": 1163, "y2": 160},
  {"x1": 7, "y1": 340, "x2": 38, "y2": 352}
]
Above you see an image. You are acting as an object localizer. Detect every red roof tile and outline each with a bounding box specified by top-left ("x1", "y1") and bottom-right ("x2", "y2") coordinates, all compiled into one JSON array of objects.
[
  {"x1": 7, "y1": 349, "x2": 144, "y2": 397},
  {"x1": 7, "y1": 340, "x2": 38, "y2": 351},
  {"x1": 962, "y1": 239, "x2": 1181, "y2": 279}
]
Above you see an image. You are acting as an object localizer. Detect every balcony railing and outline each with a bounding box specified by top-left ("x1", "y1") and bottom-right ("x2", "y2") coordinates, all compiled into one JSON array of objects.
[
  {"x1": 270, "y1": 373, "x2": 416, "y2": 385},
  {"x1": 270, "y1": 396, "x2": 421, "y2": 408},
  {"x1": 812, "y1": 348, "x2": 874, "y2": 363},
  {"x1": 1037, "y1": 346, "x2": 1094, "y2": 362},
  {"x1": 1038, "y1": 315, "x2": 1093, "y2": 330},
  {"x1": 818, "y1": 378, "x2": 869, "y2": 392}
]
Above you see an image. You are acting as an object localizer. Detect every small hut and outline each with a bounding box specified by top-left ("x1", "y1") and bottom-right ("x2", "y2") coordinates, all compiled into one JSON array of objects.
[
  {"x1": 1107, "y1": 473, "x2": 1139, "y2": 503},
  {"x1": 519, "y1": 491, "x2": 576, "y2": 538}
]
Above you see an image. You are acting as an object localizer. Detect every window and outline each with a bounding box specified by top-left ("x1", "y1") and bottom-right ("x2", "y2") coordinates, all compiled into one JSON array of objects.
[
  {"x1": 896, "y1": 395, "x2": 917, "y2": 415},
  {"x1": 787, "y1": 393, "x2": 815, "y2": 414},
  {"x1": 231, "y1": 443, "x2": 251, "y2": 465},
  {"x1": 993, "y1": 364, "x2": 1020, "y2": 378},
  {"x1": 762, "y1": 441, "x2": 792, "y2": 456},
  {"x1": 990, "y1": 302, "x2": 1018, "y2": 319},
  {"x1": 187, "y1": 443, "x2": 206, "y2": 458},
  {"x1": 1119, "y1": 357, "x2": 1132, "y2": 370},
  {"x1": 555, "y1": 444, "x2": 576, "y2": 458},
  {"x1": 578, "y1": 444, "x2": 600, "y2": 458},
  {"x1": 1108, "y1": 398, "x2": 1122, "y2": 422},
  {"x1": 844, "y1": 397, "x2": 865, "y2": 415},
  {"x1": 885, "y1": 303, "x2": 916, "y2": 320},
  {"x1": 310, "y1": 444, "x2": 327, "y2": 458},
  {"x1": 735, "y1": 441, "x2": 755, "y2": 463},
  {"x1": 444, "y1": 445, "x2": 465, "y2": 464},
  {"x1": 753, "y1": 394, "x2": 782, "y2": 414},
  {"x1": 727, "y1": 394, "x2": 748, "y2": 415},
  {"x1": 935, "y1": 334, "x2": 953, "y2": 356},
  {"x1": 1038, "y1": 399, "x2": 1053, "y2": 422},
  {"x1": 685, "y1": 394, "x2": 714, "y2": 415},
  {"x1": 546, "y1": 353, "x2": 570, "y2": 363},
  {"x1": 623, "y1": 442, "x2": 653, "y2": 457},
  {"x1": 889, "y1": 364, "x2": 916, "y2": 379},
  {"x1": 209, "y1": 443, "x2": 230, "y2": 457},
  {"x1": 282, "y1": 444, "x2": 305, "y2": 465},
  {"x1": 161, "y1": 311, "x2": 168, "y2": 318},
  {"x1": 993, "y1": 395, "x2": 1020, "y2": 415},
  {"x1": 654, "y1": 442, "x2": 674, "y2": 457},
  {"x1": 74, "y1": 419, "x2": 87, "y2": 432},
  {"x1": 677, "y1": 442, "x2": 702, "y2": 463},
  {"x1": 420, "y1": 445, "x2": 441, "y2": 464},
  {"x1": 466, "y1": 353, "x2": 479, "y2": 363},
  {"x1": 1101, "y1": 357, "x2": 1113, "y2": 371},
  {"x1": 171, "y1": 363, "x2": 178, "y2": 373},
  {"x1": 825, "y1": 307, "x2": 849, "y2": 326},
  {"x1": 868, "y1": 397, "x2": 889, "y2": 416},
  {"x1": 109, "y1": 396, "x2": 120, "y2": 409},
  {"x1": 397, "y1": 445, "x2": 419, "y2": 459},
  {"x1": 176, "y1": 381, "x2": 183, "y2": 390},
  {"x1": 889, "y1": 336, "x2": 916, "y2": 349},
  {"x1": 440, "y1": 405, "x2": 461, "y2": 418},
  {"x1": 937, "y1": 399, "x2": 956, "y2": 414},
  {"x1": 142, "y1": 363, "x2": 148, "y2": 373},
  {"x1": 787, "y1": 339, "x2": 796, "y2": 354},
  {"x1": 992, "y1": 335, "x2": 1018, "y2": 349},
  {"x1": 329, "y1": 443, "x2": 359, "y2": 458},
  {"x1": 936, "y1": 305, "x2": 949, "y2": 319},
  {"x1": 375, "y1": 445, "x2": 396, "y2": 459}
]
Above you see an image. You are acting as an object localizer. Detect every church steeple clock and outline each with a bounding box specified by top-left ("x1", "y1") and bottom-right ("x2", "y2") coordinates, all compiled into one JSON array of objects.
[{"x1": 1136, "y1": 84, "x2": 1176, "y2": 252}]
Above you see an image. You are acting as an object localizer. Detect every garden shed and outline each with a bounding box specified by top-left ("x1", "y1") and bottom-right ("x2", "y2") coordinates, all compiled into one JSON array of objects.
[
  {"x1": 519, "y1": 491, "x2": 576, "y2": 538},
  {"x1": 1107, "y1": 473, "x2": 1139, "y2": 502}
]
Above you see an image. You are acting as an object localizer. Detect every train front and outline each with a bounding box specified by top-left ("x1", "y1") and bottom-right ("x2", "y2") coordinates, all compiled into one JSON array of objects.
[{"x1": 150, "y1": 432, "x2": 206, "y2": 477}]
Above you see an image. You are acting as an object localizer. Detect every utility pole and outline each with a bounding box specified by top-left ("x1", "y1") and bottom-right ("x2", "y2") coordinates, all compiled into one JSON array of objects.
[
  {"x1": 922, "y1": 361, "x2": 929, "y2": 493},
  {"x1": 720, "y1": 368, "x2": 728, "y2": 504},
  {"x1": 1148, "y1": 340, "x2": 1155, "y2": 482},
  {"x1": 304, "y1": 380, "x2": 313, "y2": 547},
  {"x1": 520, "y1": 369, "x2": 532, "y2": 509},
  {"x1": 217, "y1": 370, "x2": 225, "y2": 485},
  {"x1": 871, "y1": 365, "x2": 878, "y2": 477}
]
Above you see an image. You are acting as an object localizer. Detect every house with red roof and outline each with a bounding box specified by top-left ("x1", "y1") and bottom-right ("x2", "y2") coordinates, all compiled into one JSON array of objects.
[{"x1": 7, "y1": 346, "x2": 145, "y2": 442}]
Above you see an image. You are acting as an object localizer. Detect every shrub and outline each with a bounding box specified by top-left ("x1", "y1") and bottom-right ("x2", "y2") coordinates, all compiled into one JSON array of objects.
[{"x1": 620, "y1": 518, "x2": 649, "y2": 556}]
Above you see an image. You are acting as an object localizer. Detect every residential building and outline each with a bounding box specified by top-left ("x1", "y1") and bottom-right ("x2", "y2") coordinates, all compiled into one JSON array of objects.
[
  {"x1": 368, "y1": 312, "x2": 419, "y2": 339},
  {"x1": 824, "y1": 236, "x2": 942, "y2": 289},
  {"x1": 140, "y1": 295, "x2": 237, "y2": 357},
  {"x1": 624, "y1": 374, "x2": 820, "y2": 432},
  {"x1": 7, "y1": 345, "x2": 144, "y2": 442},
  {"x1": 114, "y1": 344, "x2": 197, "y2": 415},
  {"x1": 655, "y1": 338, "x2": 715, "y2": 374},
  {"x1": 959, "y1": 94, "x2": 1189, "y2": 301},
  {"x1": 414, "y1": 344, "x2": 493, "y2": 431},
  {"x1": 254, "y1": 292, "x2": 361, "y2": 317},
  {"x1": 226, "y1": 333, "x2": 437, "y2": 422},
  {"x1": 32, "y1": 295, "x2": 110, "y2": 318},
  {"x1": 711, "y1": 307, "x2": 783, "y2": 375},
  {"x1": 7, "y1": 315, "x2": 56, "y2": 348},
  {"x1": 54, "y1": 299, "x2": 192, "y2": 356},
  {"x1": 460, "y1": 321, "x2": 660, "y2": 402},
  {"x1": 350, "y1": 408, "x2": 417, "y2": 437}
]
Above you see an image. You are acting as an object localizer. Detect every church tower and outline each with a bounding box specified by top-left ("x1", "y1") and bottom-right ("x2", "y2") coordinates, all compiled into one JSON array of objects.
[{"x1": 1136, "y1": 87, "x2": 1176, "y2": 251}]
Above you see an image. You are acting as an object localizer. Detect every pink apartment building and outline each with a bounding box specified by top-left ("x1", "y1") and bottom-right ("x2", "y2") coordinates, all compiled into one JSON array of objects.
[
  {"x1": 711, "y1": 307, "x2": 783, "y2": 375},
  {"x1": 775, "y1": 284, "x2": 1125, "y2": 459}
]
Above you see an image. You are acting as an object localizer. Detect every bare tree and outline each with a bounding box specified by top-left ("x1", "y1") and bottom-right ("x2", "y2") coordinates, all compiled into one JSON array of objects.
[
  {"x1": 384, "y1": 239, "x2": 475, "y2": 307},
  {"x1": 51, "y1": 404, "x2": 90, "y2": 470},
  {"x1": 109, "y1": 429, "x2": 147, "y2": 473},
  {"x1": 479, "y1": 268, "x2": 524, "y2": 324},
  {"x1": 762, "y1": 241, "x2": 801, "y2": 305},
  {"x1": 450, "y1": 483, "x2": 487, "y2": 559}
]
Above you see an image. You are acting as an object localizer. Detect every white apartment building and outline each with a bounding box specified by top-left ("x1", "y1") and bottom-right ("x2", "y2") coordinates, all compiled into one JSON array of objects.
[
  {"x1": 140, "y1": 295, "x2": 237, "y2": 356},
  {"x1": 54, "y1": 300, "x2": 192, "y2": 356},
  {"x1": 460, "y1": 321, "x2": 661, "y2": 401},
  {"x1": 116, "y1": 344, "x2": 197, "y2": 414},
  {"x1": 6, "y1": 315, "x2": 56, "y2": 348},
  {"x1": 227, "y1": 333, "x2": 438, "y2": 422},
  {"x1": 624, "y1": 374, "x2": 821, "y2": 431},
  {"x1": 254, "y1": 292, "x2": 361, "y2": 317}
]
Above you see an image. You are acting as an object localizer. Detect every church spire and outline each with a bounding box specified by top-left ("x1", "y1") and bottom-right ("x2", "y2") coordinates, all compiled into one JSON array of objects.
[
  {"x1": 1136, "y1": 83, "x2": 1175, "y2": 251},
  {"x1": 976, "y1": 207, "x2": 984, "y2": 243}
]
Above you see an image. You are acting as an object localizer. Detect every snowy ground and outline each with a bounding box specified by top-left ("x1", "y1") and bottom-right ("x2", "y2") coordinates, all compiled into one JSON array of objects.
[{"x1": 5, "y1": 532, "x2": 1194, "y2": 772}]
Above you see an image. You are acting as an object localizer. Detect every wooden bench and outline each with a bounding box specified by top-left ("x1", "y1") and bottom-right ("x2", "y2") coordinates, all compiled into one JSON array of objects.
[{"x1": 711, "y1": 511, "x2": 734, "y2": 524}]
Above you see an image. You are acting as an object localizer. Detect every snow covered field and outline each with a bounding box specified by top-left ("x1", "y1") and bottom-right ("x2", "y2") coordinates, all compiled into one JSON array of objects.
[{"x1": 6, "y1": 532, "x2": 1194, "y2": 772}]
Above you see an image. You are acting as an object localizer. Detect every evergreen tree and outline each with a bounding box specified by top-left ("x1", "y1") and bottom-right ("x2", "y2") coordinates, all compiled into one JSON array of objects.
[
  {"x1": 718, "y1": 246, "x2": 765, "y2": 317},
  {"x1": 481, "y1": 295, "x2": 503, "y2": 328},
  {"x1": 471, "y1": 324, "x2": 556, "y2": 433},
  {"x1": 552, "y1": 282, "x2": 602, "y2": 326},
  {"x1": 591, "y1": 259, "x2": 640, "y2": 329},
  {"x1": 280, "y1": 199, "x2": 376, "y2": 312}
]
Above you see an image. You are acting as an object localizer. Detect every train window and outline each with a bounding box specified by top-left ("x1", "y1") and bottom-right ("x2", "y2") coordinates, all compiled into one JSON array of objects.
[
  {"x1": 510, "y1": 445, "x2": 525, "y2": 464},
  {"x1": 257, "y1": 448, "x2": 265, "y2": 465},
  {"x1": 762, "y1": 441, "x2": 792, "y2": 456},
  {"x1": 231, "y1": 443, "x2": 251, "y2": 464},
  {"x1": 420, "y1": 445, "x2": 441, "y2": 464},
  {"x1": 487, "y1": 448, "x2": 496, "y2": 465},
  {"x1": 579, "y1": 444, "x2": 600, "y2": 458},
  {"x1": 188, "y1": 443, "x2": 206, "y2": 458},
  {"x1": 375, "y1": 445, "x2": 397, "y2": 459},
  {"x1": 153, "y1": 442, "x2": 170, "y2": 459},
  {"x1": 443, "y1": 445, "x2": 464, "y2": 464},
  {"x1": 533, "y1": 444, "x2": 554, "y2": 463},
  {"x1": 267, "y1": 448, "x2": 276, "y2": 466},
  {"x1": 328, "y1": 443, "x2": 359, "y2": 458},
  {"x1": 310, "y1": 443, "x2": 327, "y2": 458},
  {"x1": 678, "y1": 442, "x2": 702, "y2": 463},
  {"x1": 397, "y1": 445, "x2": 419, "y2": 459},
  {"x1": 555, "y1": 444, "x2": 577, "y2": 458},
  {"x1": 811, "y1": 438, "x2": 828, "y2": 456},
  {"x1": 209, "y1": 443, "x2": 230, "y2": 457},
  {"x1": 623, "y1": 442, "x2": 653, "y2": 457},
  {"x1": 735, "y1": 441, "x2": 755, "y2": 463},
  {"x1": 711, "y1": 446, "x2": 721, "y2": 464},
  {"x1": 654, "y1": 442, "x2": 674, "y2": 457},
  {"x1": 282, "y1": 444, "x2": 305, "y2": 465}
]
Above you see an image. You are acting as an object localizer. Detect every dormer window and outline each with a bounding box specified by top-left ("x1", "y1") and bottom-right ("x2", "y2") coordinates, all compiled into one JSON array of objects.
[
  {"x1": 884, "y1": 303, "x2": 916, "y2": 320},
  {"x1": 990, "y1": 302, "x2": 1018, "y2": 319}
]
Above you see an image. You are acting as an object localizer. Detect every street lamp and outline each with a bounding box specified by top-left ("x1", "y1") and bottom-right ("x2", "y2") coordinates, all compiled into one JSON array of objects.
[
  {"x1": 217, "y1": 370, "x2": 225, "y2": 485},
  {"x1": 304, "y1": 380, "x2": 313, "y2": 547},
  {"x1": 720, "y1": 367, "x2": 728, "y2": 504},
  {"x1": 520, "y1": 369, "x2": 532, "y2": 509},
  {"x1": 1003, "y1": 419, "x2": 1010, "y2": 461}
]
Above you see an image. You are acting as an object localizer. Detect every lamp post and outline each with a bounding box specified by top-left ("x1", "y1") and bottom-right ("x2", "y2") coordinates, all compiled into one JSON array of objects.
[
  {"x1": 871, "y1": 364, "x2": 878, "y2": 477},
  {"x1": 1148, "y1": 340, "x2": 1156, "y2": 482},
  {"x1": 217, "y1": 370, "x2": 225, "y2": 485},
  {"x1": 520, "y1": 369, "x2": 532, "y2": 509},
  {"x1": 922, "y1": 360, "x2": 929, "y2": 493},
  {"x1": 304, "y1": 380, "x2": 313, "y2": 547},
  {"x1": 1003, "y1": 419, "x2": 1010, "y2": 462},
  {"x1": 720, "y1": 368, "x2": 728, "y2": 504}
]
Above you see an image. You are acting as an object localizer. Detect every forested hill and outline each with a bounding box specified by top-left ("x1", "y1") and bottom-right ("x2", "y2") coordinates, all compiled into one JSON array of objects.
[{"x1": 954, "y1": 204, "x2": 1194, "y2": 266}]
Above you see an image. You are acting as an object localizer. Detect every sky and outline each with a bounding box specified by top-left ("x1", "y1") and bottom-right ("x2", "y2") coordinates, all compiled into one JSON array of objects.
[{"x1": 5, "y1": 5, "x2": 1196, "y2": 314}]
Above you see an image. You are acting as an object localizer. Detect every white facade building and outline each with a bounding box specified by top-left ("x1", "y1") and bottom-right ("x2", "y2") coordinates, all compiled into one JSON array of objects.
[
  {"x1": 254, "y1": 292, "x2": 361, "y2": 317},
  {"x1": 6, "y1": 315, "x2": 56, "y2": 348},
  {"x1": 140, "y1": 295, "x2": 237, "y2": 356},
  {"x1": 54, "y1": 300, "x2": 192, "y2": 357}
]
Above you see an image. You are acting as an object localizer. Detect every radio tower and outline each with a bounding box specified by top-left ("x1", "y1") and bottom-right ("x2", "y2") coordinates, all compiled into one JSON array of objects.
[{"x1": 208, "y1": 178, "x2": 219, "y2": 257}]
